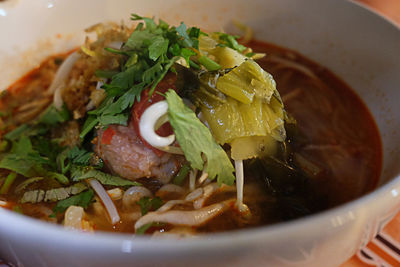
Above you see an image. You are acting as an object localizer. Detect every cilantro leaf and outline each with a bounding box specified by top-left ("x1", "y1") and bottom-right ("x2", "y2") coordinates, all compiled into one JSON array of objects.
[
  {"x1": 136, "y1": 196, "x2": 163, "y2": 215},
  {"x1": 172, "y1": 163, "x2": 191, "y2": 185},
  {"x1": 51, "y1": 189, "x2": 94, "y2": 216},
  {"x1": 125, "y1": 30, "x2": 155, "y2": 50},
  {"x1": 165, "y1": 90, "x2": 235, "y2": 185},
  {"x1": 98, "y1": 113, "x2": 129, "y2": 127},
  {"x1": 67, "y1": 146, "x2": 92, "y2": 166},
  {"x1": 71, "y1": 166, "x2": 141, "y2": 186},
  {"x1": 148, "y1": 36, "x2": 169, "y2": 61},
  {"x1": 38, "y1": 104, "x2": 70, "y2": 125},
  {"x1": 0, "y1": 136, "x2": 49, "y2": 177},
  {"x1": 176, "y1": 22, "x2": 193, "y2": 48},
  {"x1": 4, "y1": 124, "x2": 30, "y2": 141}
]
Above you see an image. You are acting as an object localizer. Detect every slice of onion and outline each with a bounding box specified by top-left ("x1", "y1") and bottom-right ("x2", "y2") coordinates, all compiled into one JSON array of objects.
[
  {"x1": 88, "y1": 179, "x2": 120, "y2": 225},
  {"x1": 139, "y1": 101, "x2": 175, "y2": 147}
]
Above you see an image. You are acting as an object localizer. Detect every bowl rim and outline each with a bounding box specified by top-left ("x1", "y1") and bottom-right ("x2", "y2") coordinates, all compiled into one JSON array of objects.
[{"x1": 0, "y1": 0, "x2": 400, "y2": 254}]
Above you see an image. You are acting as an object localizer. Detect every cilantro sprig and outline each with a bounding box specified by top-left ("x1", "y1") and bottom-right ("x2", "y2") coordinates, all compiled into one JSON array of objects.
[{"x1": 80, "y1": 14, "x2": 204, "y2": 139}]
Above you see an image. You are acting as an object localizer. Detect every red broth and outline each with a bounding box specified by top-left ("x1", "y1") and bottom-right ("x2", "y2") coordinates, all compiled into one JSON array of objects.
[
  {"x1": 250, "y1": 40, "x2": 382, "y2": 206},
  {"x1": 0, "y1": 41, "x2": 382, "y2": 233}
]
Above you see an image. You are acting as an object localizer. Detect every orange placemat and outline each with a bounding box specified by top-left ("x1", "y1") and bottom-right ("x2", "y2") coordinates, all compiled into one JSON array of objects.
[{"x1": 342, "y1": 212, "x2": 400, "y2": 267}]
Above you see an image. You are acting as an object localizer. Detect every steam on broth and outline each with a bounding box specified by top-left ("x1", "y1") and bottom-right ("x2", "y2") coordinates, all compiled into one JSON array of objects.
[{"x1": 0, "y1": 15, "x2": 381, "y2": 235}]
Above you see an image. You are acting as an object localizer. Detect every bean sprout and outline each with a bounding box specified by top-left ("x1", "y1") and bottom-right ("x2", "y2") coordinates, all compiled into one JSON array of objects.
[
  {"x1": 235, "y1": 160, "x2": 250, "y2": 214},
  {"x1": 88, "y1": 179, "x2": 120, "y2": 225},
  {"x1": 50, "y1": 52, "x2": 81, "y2": 109}
]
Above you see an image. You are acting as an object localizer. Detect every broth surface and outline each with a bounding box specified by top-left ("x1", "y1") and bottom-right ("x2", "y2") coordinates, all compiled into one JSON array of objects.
[{"x1": 0, "y1": 40, "x2": 382, "y2": 234}]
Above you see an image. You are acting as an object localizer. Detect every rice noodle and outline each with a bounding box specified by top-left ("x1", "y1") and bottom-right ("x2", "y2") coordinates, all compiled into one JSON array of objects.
[
  {"x1": 197, "y1": 169, "x2": 209, "y2": 185},
  {"x1": 281, "y1": 88, "x2": 302, "y2": 103},
  {"x1": 193, "y1": 183, "x2": 220, "y2": 209},
  {"x1": 49, "y1": 52, "x2": 81, "y2": 109},
  {"x1": 157, "y1": 200, "x2": 188, "y2": 212},
  {"x1": 157, "y1": 184, "x2": 185, "y2": 196},
  {"x1": 134, "y1": 199, "x2": 234, "y2": 230},
  {"x1": 18, "y1": 98, "x2": 51, "y2": 112},
  {"x1": 88, "y1": 179, "x2": 120, "y2": 225},
  {"x1": 107, "y1": 41, "x2": 123, "y2": 49},
  {"x1": 268, "y1": 55, "x2": 318, "y2": 80},
  {"x1": 185, "y1": 188, "x2": 203, "y2": 201},
  {"x1": 189, "y1": 169, "x2": 197, "y2": 191}
]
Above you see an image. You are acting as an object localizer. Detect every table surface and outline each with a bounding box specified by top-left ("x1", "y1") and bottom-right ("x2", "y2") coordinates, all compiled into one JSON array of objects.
[{"x1": 1, "y1": 1, "x2": 400, "y2": 267}]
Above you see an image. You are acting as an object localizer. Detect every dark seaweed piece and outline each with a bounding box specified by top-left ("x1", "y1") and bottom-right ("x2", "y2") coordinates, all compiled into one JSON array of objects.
[{"x1": 246, "y1": 122, "x2": 329, "y2": 221}]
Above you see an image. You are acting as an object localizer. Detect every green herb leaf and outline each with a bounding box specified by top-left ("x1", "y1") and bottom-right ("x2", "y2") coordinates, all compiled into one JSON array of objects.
[
  {"x1": 148, "y1": 36, "x2": 169, "y2": 61},
  {"x1": 172, "y1": 164, "x2": 191, "y2": 185},
  {"x1": 98, "y1": 113, "x2": 129, "y2": 127},
  {"x1": 0, "y1": 136, "x2": 49, "y2": 177},
  {"x1": 71, "y1": 166, "x2": 141, "y2": 186},
  {"x1": 136, "y1": 196, "x2": 163, "y2": 215},
  {"x1": 0, "y1": 172, "x2": 17, "y2": 194},
  {"x1": 21, "y1": 183, "x2": 87, "y2": 203},
  {"x1": 95, "y1": 69, "x2": 119, "y2": 78},
  {"x1": 4, "y1": 124, "x2": 30, "y2": 141},
  {"x1": 198, "y1": 56, "x2": 221, "y2": 71},
  {"x1": 67, "y1": 146, "x2": 92, "y2": 166},
  {"x1": 38, "y1": 104, "x2": 70, "y2": 125},
  {"x1": 176, "y1": 22, "x2": 193, "y2": 48},
  {"x1": 51, "y1": 189, "x2": 94, "y2": 216},
  {"x1": 217, "y1": 33, "x2": 246, "y2": 52},
  {"x1": 166, "y1": 90, "x2": 235, "y2": 185}
]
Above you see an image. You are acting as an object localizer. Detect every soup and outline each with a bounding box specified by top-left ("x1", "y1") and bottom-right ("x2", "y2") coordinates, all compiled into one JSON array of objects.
[{"x1": 0, "y1": 15, "x2": 381, "y2": 236}]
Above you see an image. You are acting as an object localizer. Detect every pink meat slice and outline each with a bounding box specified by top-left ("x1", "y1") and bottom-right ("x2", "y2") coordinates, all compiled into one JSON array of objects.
[{"x1": 95, "y1": 124, "x2": 179, "y2": 184}]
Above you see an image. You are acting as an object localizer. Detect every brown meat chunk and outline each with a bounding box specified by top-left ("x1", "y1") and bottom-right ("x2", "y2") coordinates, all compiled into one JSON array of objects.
[{"x1": 95, "y1": 124, "x2": 180, "y2": 184}]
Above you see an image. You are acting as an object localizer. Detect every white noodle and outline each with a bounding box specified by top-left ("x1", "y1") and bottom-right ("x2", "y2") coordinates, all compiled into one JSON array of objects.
[
  {"x1": 96, "y1": 80, "x2": 105, "y2": 90},
  {"x1": 193, "y1": 183, "x2": 219, "y2": 209},
  {"x1": 157, "y1": 184, "x2": 185, "y2": 196},
  {"x1": 198, "y1": 170, "x2": 209, "y2": 184},
  {"x1": 268, "y1": 55, "x2": 318, "y2": 80},
  {"x1": 157, "y1": 200, "x2": 188, "y2": 212},
  {"x1": 49, "y1": 52, "x2": 81, "y2": 110},
  {"x1": 235, "y1": 160, "x2": 249, "y2": 213},
  {"x1": 189, "y1": 169, "x2": 197, "y2": 191},
  {"x1": 135, "y1": 200, "x2": 233, "y2": 230},
  {"x1": 185, "y1": 188, "x2": 203, "y2": 201},
  {"x1": 107, "y1": 41, "x2": 123, "y2": 49},
  {"x1": 88, "y1": 179, "x2": 120, "y2": 225}
]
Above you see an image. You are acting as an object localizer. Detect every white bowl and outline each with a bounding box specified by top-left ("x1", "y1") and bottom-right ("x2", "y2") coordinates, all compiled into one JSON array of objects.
[{"x1": 0, "y1": 0, "x2": 400, "y2": 266}]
